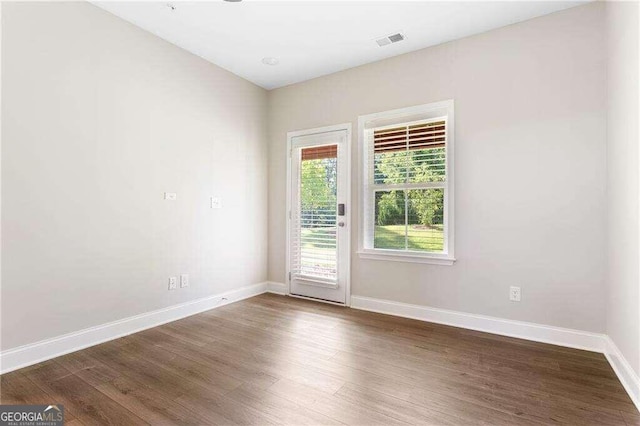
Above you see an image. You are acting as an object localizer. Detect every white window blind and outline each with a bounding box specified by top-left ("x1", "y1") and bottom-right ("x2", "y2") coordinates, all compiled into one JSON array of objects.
[
  {"x1": 373, "y1": 120, "x2": 446, "y2": 184},
  {"x1": 360, "y1": 101, "x2": 454, "y2": 262}
]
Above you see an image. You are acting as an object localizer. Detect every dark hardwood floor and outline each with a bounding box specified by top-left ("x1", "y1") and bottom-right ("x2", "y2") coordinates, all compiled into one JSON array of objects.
[{"x1": 1, "y1": 293, "x2": 638, "y2": 425}]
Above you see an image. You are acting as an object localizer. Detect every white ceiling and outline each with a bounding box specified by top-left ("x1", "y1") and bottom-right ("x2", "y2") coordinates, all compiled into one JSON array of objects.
[{"x1": 94, "y1": 1, "x2": 586, "y2": 90}]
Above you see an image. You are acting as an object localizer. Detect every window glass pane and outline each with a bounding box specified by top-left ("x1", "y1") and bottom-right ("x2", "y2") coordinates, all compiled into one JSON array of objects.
[
  {"x1": 407, "y1": 147, "x2": 446, "y2": 183},
  {"x1": 373, "y1": 151, "x2": 407, "y2": 185},
  {"x1": 374, "y1": 190, "x2": 406, "y2": 250},
  {"x1": 407, "y1": 188, "x2": 445, "y2": 252}
]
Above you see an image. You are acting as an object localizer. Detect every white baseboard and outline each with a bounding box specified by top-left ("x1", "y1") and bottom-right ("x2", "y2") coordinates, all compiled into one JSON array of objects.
[
  {"x1": 0, "y1": 282, "x2": 268, "y2": 375},
  {"x1": 604, "y1": 336, "x2": 640, "y2": 411},
  {"x1": 351, "y1": 295, "x2": 640, "y2": 411},
  {"x1": 351, "y1": 295, "x2": 606, "y2": 352},
  {"x1": 2, "y1": 285, "x2": 638, "y2": 413},
  {"x1": 266, "y1": 281, "x2": 287, "y2": 295}
]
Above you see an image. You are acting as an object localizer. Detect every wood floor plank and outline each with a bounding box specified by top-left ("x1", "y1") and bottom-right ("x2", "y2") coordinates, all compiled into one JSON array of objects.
[
  {"x1": 22, "y1": 361, "x2": 147, "y2": 425},
  {"x1": 199, "y1": 339, "x2": 346, "y2": 395},
  {"x1": 621, "y1": 408, "x2": 640, "y2": 425},
  {"x1": 335, "y1": 381, "x2": 468, "y2": 425},
  {"x1": 1, "y1": 293, "x2": 637, "y2": 425},
  {"x1": 174, "y1": 384, "x2": 280, "y2": 426},
  {"x1": 1, "y1": 371, "x2": 59, "y2": 405},
  {"x1": 120, "y1": 338, "x2": 244, "y2": 394},
  {"x1": 226, "y1": 383, "x2": 345, "y2": 426},
  {"x1": 130, "y1": 328, "x2": 277, "y2": 390},
  {"x1": 55, "y1": 351, "x2": 209, "y2": 425},
  {"x1": 0, "y1": 371, "x2": 82, "y2": 424},
  {"x1": 267, "y1": 378, "x2": 407, "y2": 425}
]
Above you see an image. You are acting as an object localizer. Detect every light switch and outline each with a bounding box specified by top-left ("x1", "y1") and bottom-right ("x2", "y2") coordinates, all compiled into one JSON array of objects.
[{"x1": 164, "y1": 192, "x2": 177, "y2": 201}]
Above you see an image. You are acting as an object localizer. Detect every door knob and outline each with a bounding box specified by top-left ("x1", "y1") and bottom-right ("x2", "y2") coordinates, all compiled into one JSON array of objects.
[{"x1": 338, "y1": 222, "x2": 345, "y2": 227}]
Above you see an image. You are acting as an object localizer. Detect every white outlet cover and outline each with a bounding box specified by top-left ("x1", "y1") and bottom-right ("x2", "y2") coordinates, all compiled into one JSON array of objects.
[
  {"x1": 509, "y1": 286, "x2": 521, "y2": 302},
  {"x1": 168, "y1": 277, "x2": 177, "y2": 290},
  {"x1": 180, "y1": 274, "x2": 189, "y2": 288},
  {"x1": 211, "y1": 197, "x2": 222, "y2": 209},
  {"x1": 164, "y1": 192, "x2": 177, "y2": 201}
]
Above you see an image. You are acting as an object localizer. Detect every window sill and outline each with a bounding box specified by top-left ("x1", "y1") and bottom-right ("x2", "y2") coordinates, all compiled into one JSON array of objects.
[{"x1": 357, "y1": 249, "x2": 456, "y2": 265}]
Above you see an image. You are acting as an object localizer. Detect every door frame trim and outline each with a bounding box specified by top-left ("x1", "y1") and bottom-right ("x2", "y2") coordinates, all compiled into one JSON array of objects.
[{"x1": 286, "y1": 123, "x2": 352, "y2": 306}]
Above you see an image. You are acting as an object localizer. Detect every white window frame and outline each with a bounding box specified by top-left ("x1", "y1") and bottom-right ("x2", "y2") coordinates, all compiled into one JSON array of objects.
[{"x1": 357, "y1": 100, "x2": 455, "y2": 265}]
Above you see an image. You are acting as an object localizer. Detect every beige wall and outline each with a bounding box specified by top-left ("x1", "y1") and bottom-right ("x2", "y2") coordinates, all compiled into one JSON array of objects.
[
  {"x1": 605, "y1": 1, "x2": 640, "y2": 376},
  {"x1": 268, "y1": 3, "x2": 607, "y2": 332},
  {"x1": 1, "y1": 2, "x2": 268, "y2": 350}
]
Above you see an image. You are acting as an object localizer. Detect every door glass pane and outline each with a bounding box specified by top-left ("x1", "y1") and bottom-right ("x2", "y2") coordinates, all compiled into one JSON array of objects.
[{"x1": 298, "y1": 145, "x2": 337, "y2": 279}]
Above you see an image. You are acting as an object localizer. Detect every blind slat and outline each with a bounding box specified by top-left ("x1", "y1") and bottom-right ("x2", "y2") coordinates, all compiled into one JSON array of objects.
[
  {"x1": 374, "y1": 120, "x2": 446, "y2": 154},
  {"x1": 301, "y1": 145, "x2": 337, "y2": 161}
]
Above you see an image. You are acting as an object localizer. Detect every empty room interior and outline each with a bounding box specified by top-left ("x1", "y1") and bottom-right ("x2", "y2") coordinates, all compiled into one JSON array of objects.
[{"x1": 1, "y1": 0, "x2": 639, "y2": 424}]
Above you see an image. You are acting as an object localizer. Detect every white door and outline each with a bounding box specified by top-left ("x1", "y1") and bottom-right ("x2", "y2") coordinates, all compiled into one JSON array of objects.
[{"x1": 288, "y1": 126, "x2": 350, "y2": 304}]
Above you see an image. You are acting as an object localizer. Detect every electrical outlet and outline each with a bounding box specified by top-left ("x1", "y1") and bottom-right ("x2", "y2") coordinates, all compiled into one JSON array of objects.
[
  {"x1": 168, "y1": 277, "x2": 177, "y2": 290},
  {"x1": 509, "y1": 286, "x2": 521, "y2": 302},
  {"x1": 210, "y1": 197, "x2": 222, "y2": 209},
  {"x1": 180, "y1": 274, "x2": 189, "y2": 288}
]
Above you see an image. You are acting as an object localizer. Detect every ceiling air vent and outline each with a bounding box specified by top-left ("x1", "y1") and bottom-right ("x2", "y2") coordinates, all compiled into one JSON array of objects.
[{"x1": 376, "y1": 33, "x2": 405, "y2": 47}]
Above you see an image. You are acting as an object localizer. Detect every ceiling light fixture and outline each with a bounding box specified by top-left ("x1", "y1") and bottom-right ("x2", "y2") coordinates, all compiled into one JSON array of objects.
[{"x1": 262, "y1": 57, "x2": 279, "y2": 66}]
